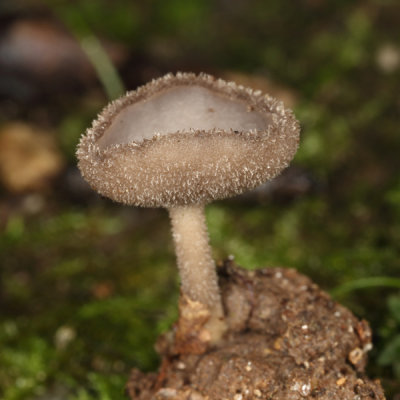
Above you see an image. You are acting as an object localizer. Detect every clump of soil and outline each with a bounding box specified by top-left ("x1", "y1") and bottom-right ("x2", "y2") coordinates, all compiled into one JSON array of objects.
[{"x1": 126, "y1": 261, "x2": 386, "y2": 399}]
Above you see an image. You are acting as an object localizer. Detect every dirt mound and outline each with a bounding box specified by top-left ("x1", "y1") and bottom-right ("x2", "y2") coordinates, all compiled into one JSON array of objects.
[{"x1": 127, "y1": 261, "x2": 386, "y2": 400}]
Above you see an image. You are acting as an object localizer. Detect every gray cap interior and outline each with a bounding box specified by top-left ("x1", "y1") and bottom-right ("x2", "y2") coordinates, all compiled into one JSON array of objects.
[{"x1": 97, "y1": 85, "x2": 273, "y2": 149}]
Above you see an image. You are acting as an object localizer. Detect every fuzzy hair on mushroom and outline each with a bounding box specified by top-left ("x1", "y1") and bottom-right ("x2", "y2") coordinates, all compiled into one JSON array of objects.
[{"x1": 77, "y1": 72, "x2": 300, "y2": 344}]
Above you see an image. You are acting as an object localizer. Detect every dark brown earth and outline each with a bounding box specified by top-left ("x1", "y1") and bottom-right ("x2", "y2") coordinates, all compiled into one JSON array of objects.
[{"x1": 126, "y1": 261, "x2": 386, "y2": 400}]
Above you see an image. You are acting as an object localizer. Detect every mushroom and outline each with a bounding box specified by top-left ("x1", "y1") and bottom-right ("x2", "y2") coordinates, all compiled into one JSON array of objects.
[{"x1": 77, "y1": 72, "x2": 300, "y2": 344}]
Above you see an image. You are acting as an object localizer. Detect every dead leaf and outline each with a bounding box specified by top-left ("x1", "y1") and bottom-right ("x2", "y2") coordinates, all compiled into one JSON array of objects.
[{"x1": 0, "y1": 123, "x2": 64, "y2": 192}]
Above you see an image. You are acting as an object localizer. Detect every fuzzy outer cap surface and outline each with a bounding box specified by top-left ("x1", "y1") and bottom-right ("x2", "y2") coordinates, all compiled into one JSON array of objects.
[{"x1": 77, "y1": 72, "x2": 300, "y2": 207}]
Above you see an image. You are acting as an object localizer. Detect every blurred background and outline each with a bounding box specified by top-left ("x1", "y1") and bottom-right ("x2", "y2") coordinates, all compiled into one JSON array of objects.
[{"x1": 0, "y1": 0, "x2": 399, "y2": 399}]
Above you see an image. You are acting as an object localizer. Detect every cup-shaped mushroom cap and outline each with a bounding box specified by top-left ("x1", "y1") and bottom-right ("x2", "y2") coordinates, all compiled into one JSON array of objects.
[{"x1": 77, "y1": 72, "x2": 300, "y2": 207}]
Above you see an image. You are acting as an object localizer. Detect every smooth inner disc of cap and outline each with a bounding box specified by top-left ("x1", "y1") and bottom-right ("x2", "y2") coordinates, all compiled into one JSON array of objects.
[{"x1": 97, "y1": 86, "x2": 272, "y2": 149}]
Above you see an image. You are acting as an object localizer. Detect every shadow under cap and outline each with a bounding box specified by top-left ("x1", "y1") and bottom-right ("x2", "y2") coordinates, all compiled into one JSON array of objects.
[{"x1": 77, "y1": 72, "x2": 300, "y2": 208}]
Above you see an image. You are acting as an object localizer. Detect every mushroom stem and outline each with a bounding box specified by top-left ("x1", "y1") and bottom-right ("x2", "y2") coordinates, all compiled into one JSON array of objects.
[{"x1": 168, "y1": 204, "x2": 225, "y2": 341}]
